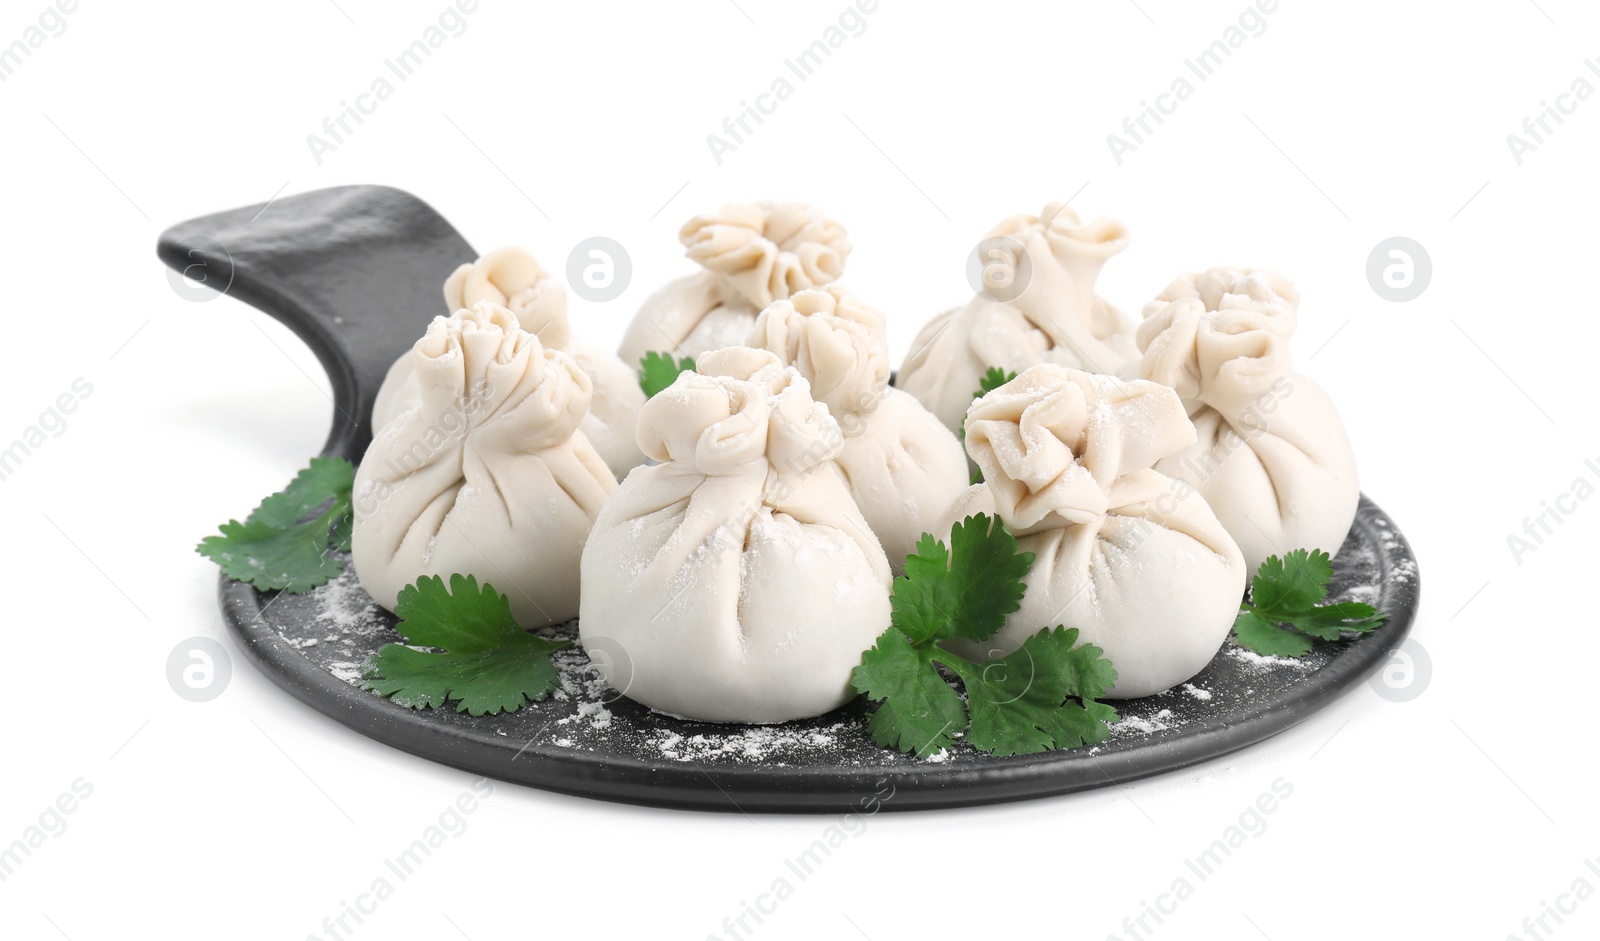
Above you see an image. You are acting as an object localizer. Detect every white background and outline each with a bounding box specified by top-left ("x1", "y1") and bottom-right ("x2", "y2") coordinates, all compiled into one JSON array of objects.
[{"x1": 0, "y1": 1, "x2": 1592, "y2": 938}]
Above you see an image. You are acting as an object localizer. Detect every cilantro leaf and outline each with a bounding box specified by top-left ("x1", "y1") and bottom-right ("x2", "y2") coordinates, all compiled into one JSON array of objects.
[
  {"x1": 852, "y1": 515, "x2": 1117, "y2": 758},
  {"x1": 361, "y1": 574, "x2": 570, "y2": 716},
  {"x1": 852, "y1": 630, "x2": 967, "y2": 758},
  {"x1": 248, "y1": 456, "x2": 354, "y2": 528},
  {"x1": 1251, "y1": 549, "x2": 1331, "y2": 614},
  {"x1": 976, "y1": 367, "x2": 1016, "y2": 398},
  {"x1": 1045, "y1": 700, "x2": 1122, "y2": 750},
  {"x1": 891, "y1": 517, "x2": 1034, "y2": 645},
  {"x1": 1048, "y1": 628, "x2": 1120, "y2": 702},
  {"x1": 1231, "y1": 549, "x2": 1389, "y2": 657},
  {"x1": 196, "y1": 457, "x2": 356, "y2": 593},
  {"x1": 1232, "y1": 609, "x2": 1314, "y2": 658},
  {"x1": 1286, "y1": 602, "x2": 1386, "y2": 640},
  {"x1": 639, "y1": 351, "x2": 696, "y2": 398},
  {"x1": 951, "y1": 627, "x2": 1119, "y2": 756},
  {"x1": 329, "y1": 512, "x2": 353, "y2": 553},
  {"x1": 198, "y1": 517, "x2": 345, "y2": 593}
]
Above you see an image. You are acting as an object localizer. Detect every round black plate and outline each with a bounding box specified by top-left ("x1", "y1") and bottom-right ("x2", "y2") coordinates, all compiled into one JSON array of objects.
[{"x1": 165, "y1": 185, "x2": 1421, "y2": 814}]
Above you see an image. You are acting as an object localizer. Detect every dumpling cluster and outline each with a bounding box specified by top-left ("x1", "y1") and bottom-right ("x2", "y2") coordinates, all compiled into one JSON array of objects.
[
  {"x1": 579, "y1": 348, "x2": 892, "y2": 724},
  {"x1": 898, "y1": 203, "x2": 1137, "y2": 434},
  {"x1": 1132, "y1": 267, "x2": 1359, "y2": 576},
  {"x1": 353, "y1": 304, "x2": 616, "y2": 628},
  {"x1": 748, "y1": 284, "x2": 967, "y2": 569},
  {"x1": 940, "y1": 365, "x2": 1247, "y2": 698},
  {"x1": 344, "y1": 201, "x2": 1366, "y2": 729},
  {"x1": 617, "y1": 201, "x2": 850, "y2": 366},
  {"x1": 373, "y1": 246, "x2": 648, "y2": 478}
]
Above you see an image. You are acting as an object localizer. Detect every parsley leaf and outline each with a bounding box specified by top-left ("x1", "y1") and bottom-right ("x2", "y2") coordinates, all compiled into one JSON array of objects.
[
  {"x1": 950, "y1": 627, "x2": 1117, "y2": 756},
  {"x1": 1231, "y1": 549, "x2": 1388, "y2": 657},
  {"x1": 639, "y1": 351, "x2": 696, "y2": 398},
  {"x1": 249, "y1": 457, "x2": 354, "y2": 528},
  {"x1": 196, "y1": 457, "x2": 355, "y2": 592},
  {"x1": 198, "y1": 519, "x2": 345, "y2": 593},
  {"x1": 361, "y1": 574, "x2": 570, "y2": 716},
  {"x1": 851, "y1": 514, "x2": 1118, "y2": 759},
  {"x1": 855, "y1": 630, "x2": 968, "y2": 756},
  {"x1": 1251, "y1": 550, "x2": 1331, "y2": 613},
  {"x1": 1288, "y1": 602, "x2": 1388, "y2": 640},
  {"x1": 1232, "y1": 609, "x2": 1314, "y2": 658},
  {"x1": 894, "y1": 519, "x2": 1033, "y2": 644},
  {"x1": 976, "y1": 366, "x2": 1016, "y2": 398},
  {"x1": 329, "y1": 512, "x2": 353, "y2": 553}
]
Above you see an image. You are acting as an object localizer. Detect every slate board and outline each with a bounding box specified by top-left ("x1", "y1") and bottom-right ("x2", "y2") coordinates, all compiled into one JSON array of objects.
[{"x1": 160, "y1": 185, "x2": 1421, "y2": 813}]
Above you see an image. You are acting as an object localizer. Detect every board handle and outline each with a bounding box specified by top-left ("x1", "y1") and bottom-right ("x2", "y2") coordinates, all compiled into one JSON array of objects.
[{"x1": 157, "y1": 185, "x2": 476, "y2": 462}]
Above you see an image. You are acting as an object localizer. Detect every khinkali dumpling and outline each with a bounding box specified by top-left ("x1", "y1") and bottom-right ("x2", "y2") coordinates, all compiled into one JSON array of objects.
[
  {"x1": 372, "y1": 246, "x2": 648, "y2": 478},
  {"x1": 937, "y1": 365, "x2": 1245, "y2": 699},
  {"x1": 1134, "y1": 267, "x2": 1359, "y2": 576},
  {"x1": 898, "y1": 203, "x2": 1138, "y2": 434},
  {"x1": 616, "y1": 202, "x2": 850, "y2": 367},
  {"x1": 353, "y1": 304, "x2": 617, "y2": 628},
  {"x1": 579, "y1": 347, "x2": 891, "y2": 724},
  {"x1": 748, "y1": 284, "x2": 967, "y2": 569}
]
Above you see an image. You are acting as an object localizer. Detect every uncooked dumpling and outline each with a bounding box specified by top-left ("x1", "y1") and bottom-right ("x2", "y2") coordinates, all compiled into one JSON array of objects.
[
  {"x1": 616, "y1": 202, "x2": 850, "y2": 367},
  {"x1": 748, "y1": 284, "x2": 967, "y2": 569},
  {"x1": 1134, "y1": 267, "x2": 1359, "y2": 576},
  {"x1": 937, "y1": 364, "x2": 1245, "y2": 699},
  {"x1": 353, "y1": 304, "x2": 617, "y2": 628},
  {"x1": 371, "y1": 246, "x2": 647, "y2": 478},
  {"x1": 579, "y1": 347, "x2": 891, "y2": 724},
  {"x1": 898, "y1": 203, "x2": 1138, "y2": 434}
]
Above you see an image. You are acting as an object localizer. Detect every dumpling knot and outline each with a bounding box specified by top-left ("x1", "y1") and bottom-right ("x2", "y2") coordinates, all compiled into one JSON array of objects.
[
  {"x1": 636, "y1": 347, "x2": 842, "y2": 478},
  {"x1": 985, "y1": 201, "x2": 1130, "y2": 271},
  {"x1": 980, "y1": 202, "x2": 1132, "y2": 364},
  {"x1": 1136, "y1": 267, "x2": 1298, "y2": 414},
  {"x1": 748, "y1": 284, "x2": 889, "y2": 419},
  {"x1": 415, "y1": 302, "x2": 530, "y2": 369},
  {"x1": 412, "y1": 302, "x2": 592, "y2": 451},
  {"x1": 443, "y1": 246, "x2": 571, "y2": 350},
  {"x1": 963, "y1": 365, "x2": 1194, "y2": 536},
  {"x1": 679, "y1": 201, "x2": 850, "y2": 310},
  {"x1": 1145, "y1": 266, "x2": 1300, "y2": 325}
]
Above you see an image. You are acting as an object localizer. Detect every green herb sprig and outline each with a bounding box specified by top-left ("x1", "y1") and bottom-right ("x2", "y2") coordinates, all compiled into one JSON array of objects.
[
  {"x1": 1232, "y1": 549, "x2": 1388, "y2": 657},
  {"x1": 361, "y1": 574, "x2": 570, "y2": 716},
  {"x1": 639, "y1": 352, "x2": 696, "y2": 398},
  {"x1": 196, "y1": 456, "x2": 355, "y2": 592},
  {"x1": 851, "y1": 515, "x2": 1118, "y2": 758}
]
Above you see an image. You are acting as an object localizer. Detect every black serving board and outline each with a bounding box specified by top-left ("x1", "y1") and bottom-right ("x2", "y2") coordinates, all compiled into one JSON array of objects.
[{"x1": 161, "y1": 186, "x2": 1421, "y2": 814}]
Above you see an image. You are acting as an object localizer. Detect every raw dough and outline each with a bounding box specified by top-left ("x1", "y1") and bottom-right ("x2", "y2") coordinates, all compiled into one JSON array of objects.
[
  {"x1": 939, "y1": 364, "x2": 1245, "y2": 698},
  {"x1": 579, "y1": 347, "x2": 891, "y2": 723},
  {"x1": 372, "y1": 246, "x2": 647, "y2": 478},
  {"x1": 353, "y1": 304, "x2": 617, "y2": 628},
  {"x1": 1134, "y1": 267, "x2": 1359, "y2": 576},
  {"x1": 898, "y1": 203, "x2": 1137, "y2": 434},
  {"x1": 617, "y1": 201, "x2": 850, "y2": 367},
  {"x1": 749, "y1": 284, "x2": 967, "y2": 570}
]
